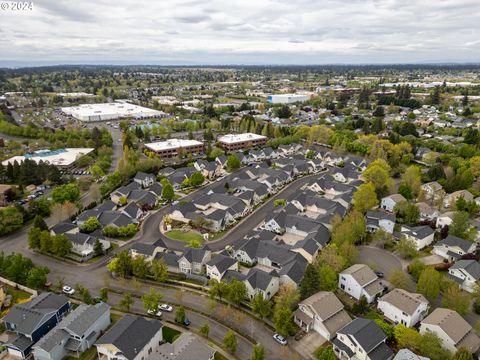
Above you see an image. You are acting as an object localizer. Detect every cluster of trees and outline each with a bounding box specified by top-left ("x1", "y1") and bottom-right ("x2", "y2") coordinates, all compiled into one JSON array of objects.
[
  {"x1": 107, "y1": 251, "x2": 168, "y2": 282},
  {"x1": 102, "y1": 224, "x2": 138, "y2": 238},
  {"x1": 0, "y1": 251, "x2": 50, "y2": 288},
  {"x1": 0, "y1": 159, "x2": 61, "y2": 185},
  {"x1": 0, "y1": 118, "x2": 113, "y2": 148},
  {"x1": 181, "y1": 171, "x2": 205, "y2": 188},
  {"x1": 226, "y1": 154, "x2": 241, "y2": 172},
  {"x1": 0, "y1": 197, "x2": 52, "y2": 236},
  {"x1": 51, "y1": 183, "x2": 80, "y2": 204},
  {"x1": 28, "y1": 227, "x2": 72, "y2": 257},
  {"x1": 209, "y1": 278, "x2": 247, "y2": 305},
  {"x1": 89, "y1": 146, "x2": 114, "y2": 180}
]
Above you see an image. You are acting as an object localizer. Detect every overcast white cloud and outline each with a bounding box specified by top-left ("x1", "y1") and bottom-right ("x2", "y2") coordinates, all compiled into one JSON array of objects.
[{"x1": 0, "y1": 0, "x2": 479, "y2": 65}]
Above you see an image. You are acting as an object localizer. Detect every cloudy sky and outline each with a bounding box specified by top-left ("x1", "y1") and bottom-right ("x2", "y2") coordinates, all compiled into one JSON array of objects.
[{"x1": 0, "y1": 0, "x2": 479, "y2": 66}]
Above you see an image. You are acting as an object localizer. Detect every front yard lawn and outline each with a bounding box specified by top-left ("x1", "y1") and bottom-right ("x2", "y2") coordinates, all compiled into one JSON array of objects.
[
  {"x1": 163, "y1": 326, "x2": 181, "y2": 343},
  {"x1": 165, "y1": 230, "x2": 204, "y2": 243}
]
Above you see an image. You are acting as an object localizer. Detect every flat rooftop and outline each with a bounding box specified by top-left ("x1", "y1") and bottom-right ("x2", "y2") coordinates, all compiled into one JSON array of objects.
[
  {"x1": 61, "y1": 102, "x2": 163, "y2": 119},
  {"x1": 144, "y1": 139, "x2": 203, "y2": 151},
  {"x1": 2, "y1": 148, "x2": 95, "y2": 167},
  {"x1": 217, "y1": 133, "x2": 267, "y2": 144}
]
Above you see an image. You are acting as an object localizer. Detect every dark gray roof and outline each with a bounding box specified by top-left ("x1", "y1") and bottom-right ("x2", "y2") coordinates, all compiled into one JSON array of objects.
[
  {"x1": 366, "y1": 210, "x2": 396, "y2": 223},
  {"x1": 131, "y1": 243, "x2": 156, "y2": 256},
  {"x1": 122, "y1": 202, "x2": 142, "y2": 219},
  {"x1": 438, "y1": 235, "x2": 474, "y2": 253},
  {"x1": 155, "y1": 251, "x2": 181, "y2": 267},
  {"x1": 66, "y1": 233, "x2": 96, "y2": 246},
  {"x1": 134, "y1": 171, "x2": 155, "y2": 181},
  {"x1": 245, "y1": 268, "x2": 278, "y2": 291},
  {"x1": 337, "y1": 318, "x2": 387, "y2": 354},
  {"x1": 95, "y1": 200, "x2": 117, "y2": 212},
  {"x1": 279, "y1": 256, "x2": 308, "y2": 284},
  {"x1": 51, "y1": 222, "x2": 77, "y2": 234},
  {"x1": 148, "y1": 182, "x2": 164, "y2": 197},
  {"x1": 451, "y1": 260, "x2": 480, "y2": 280},
  {"x1": 34, "y1": 303, "x2": 110, "y2": 353},
  {"x1": 95, "y1": 315, "x2": 162, "y2": 360},
  {"x1": 182, "y1": 248, "x2": 210, "y2": 264},
  {"x1": 206, "y1": 254, "x2": 237, "y2": 274},
  {"x1": 3, "y1": 293, "x2": 69, "y2": 335}
]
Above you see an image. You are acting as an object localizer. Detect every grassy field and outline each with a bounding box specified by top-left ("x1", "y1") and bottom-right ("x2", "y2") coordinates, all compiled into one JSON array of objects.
[
  {"x1": 165, "y1": 230, "x2": 204, "y2": 243},
  {"x1": 163, "y1": 326, "x2": 181, "y2": 343}
]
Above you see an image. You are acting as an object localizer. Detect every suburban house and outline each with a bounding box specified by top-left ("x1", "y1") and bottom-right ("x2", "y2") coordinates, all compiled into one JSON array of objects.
[
  {"x1": 436, "y1": 211, "x2": 456, "y2": 229},
  {"x1": 448, "y1": 260, "x2": 480, "y2": 293},
  {"x1": 381, "y1": 194, "x2": 407, "y2": 213},
  {"x1": 205, "y1": 254, "x2": 238, "y2": 282},
  {"x1": 293, "y1": 291, "x2": 351, "y2": 340},
  {"x1": 178, "y1": 247, "x2": 212, "y2": 275},
  {"x1": 443, "y1": 190, "x2": 474, "y2": 209},
  {"x1": 133, "y1": 172, "x2": 156, "y2": 188},
  {"x1": 156, "y1": 332, "x2": 215, "y2": 360},
  {"x1": 377, "y1": 289, "x2": 429, "y2": 327},
  {"x1": 432, "y1": 235, "x2": 476, "y2": 262},
  {"x1": 366, "y1": 211, "x2": 396, "y2": 234},
  {"x1": 333, "y1": 318, "x2": 393, "y2": 360},
  {"x1": 421, "y1": 181, "x2": 446, "y2": 202},
  {"x1": 244, "y1": 268, "x2": 280, "y2": 300},
  {"x1": 417, "y1": 202, "x2": 439, "y2": 222},
  {"x1": 393, "y1": 349, "x2": 430, "y2": 360},
  {"x1": 420, "y1": 308, "x2": 480, "y2": 354},
  {"x1": 95, "y1": 315, "x2": 163, "y2": 360},
  {"x1": 394, "y1": 225, "x2": 435, "y2": 251},
  {"x1": 3, "y1": 293, "x2": 70, "y2": 358},
  {"x1": 32, "y1": 303, "x2": 111, "y2": 360},
  {"x1": 65, "y1": 233, "x2": 111, "y2": 260},
  {"x1": 338, "y1": 264, "x2": 387, "y2": 303},
  {"x1": 130, "y1": 240, "x2": 167, "y2": 262}
]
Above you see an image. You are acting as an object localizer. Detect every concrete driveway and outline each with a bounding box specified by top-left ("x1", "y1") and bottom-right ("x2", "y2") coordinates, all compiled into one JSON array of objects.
[{"x1": 292, "y1": 332, "x2": 326, "y2": 360}]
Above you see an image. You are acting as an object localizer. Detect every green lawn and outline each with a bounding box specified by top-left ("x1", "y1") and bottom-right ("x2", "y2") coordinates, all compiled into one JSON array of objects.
[
  {"x1": 214, "y1": 352, "x2": 228, "y2": 360},
  {"x1": 163, "y1": 326, "x2": 181, "y2": 343},
  {"x1": 165, "y1": 230, "x2": 204, "y2": 243},
  {"x1": 65, "y1": 346, "x2": 97, "y2": 360}
]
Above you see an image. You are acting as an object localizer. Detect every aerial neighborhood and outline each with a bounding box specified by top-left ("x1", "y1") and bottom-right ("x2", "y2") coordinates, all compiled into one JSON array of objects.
[{"x1": 2, "y1": 65, "x2": 480, "y2": 360}]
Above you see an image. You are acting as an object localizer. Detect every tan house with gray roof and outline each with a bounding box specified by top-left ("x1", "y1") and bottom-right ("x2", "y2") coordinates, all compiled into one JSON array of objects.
[
  {"x1": 420, "y1": 308, "x2": 480, "y2": 354},
  {"x1": 293, "y1": 291, "x2": 351, "y2": 340},
  {"x1": 377, "y1": 289, "x2": 429, "y2": 327}
]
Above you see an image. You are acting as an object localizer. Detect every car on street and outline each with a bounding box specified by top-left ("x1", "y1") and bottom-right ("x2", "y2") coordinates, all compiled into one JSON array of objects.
[
  {"x1": 375, "y1": 271, "x2": 384, "y2": 278},
  {"x1": 147, "y1": 309, "x2": 163, "y2": 317},
  {"x1": 62, "y1": 286, "x2": 75, "y2": 295},
  {"x1": 159, "y1": 304, "x2": 173, "y2": 312},
  {"x1": 273, "y1": 333, "x2": 287, "y2": 346},
  {"x1": 176, "y1": 317, "x2": 191, "y2": 326}
]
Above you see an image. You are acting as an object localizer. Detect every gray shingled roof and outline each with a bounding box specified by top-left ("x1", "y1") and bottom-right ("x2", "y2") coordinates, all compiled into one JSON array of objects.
[
  {"x1": 438, "y1": 235, "x2": 474, "y2": 253},
  {"x1": 337, "y1": 318, "x2": 387, "y2": 354},
  {"x1": 450, "y1": 260, "x2": 480, "y2": 280},
  {"x1": 95, "y1": 315, "x2": 162, "y2": 360}
]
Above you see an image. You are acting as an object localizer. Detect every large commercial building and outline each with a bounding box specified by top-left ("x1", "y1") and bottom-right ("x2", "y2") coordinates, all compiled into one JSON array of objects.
[
  {"x1": 217, "y1": 133, "x2": 267, "y2": 151},
  {"x1": 267, "y1": 94, "x2": 310, "y2": 104},
  {"x1": 2, "y1": 148, "x2": 95, "y2": 169},
  {"x1": 144, "y1": 139, "x2": 204, "y2": 158},
  {"x1": 61, "y1": 102, "x2": 165, "y2": 122}
]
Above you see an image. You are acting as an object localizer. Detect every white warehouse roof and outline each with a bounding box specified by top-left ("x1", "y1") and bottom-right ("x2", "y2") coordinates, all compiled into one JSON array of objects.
[
  {"x1": 217, "y1": 133, "x2": 266, "y2": 144},
  {"x1": 61, "y1": 102, "x2": 164, "y2": 121},
  {"x1": 144, "y1": 139, "x2": 203, "y2": 152}
]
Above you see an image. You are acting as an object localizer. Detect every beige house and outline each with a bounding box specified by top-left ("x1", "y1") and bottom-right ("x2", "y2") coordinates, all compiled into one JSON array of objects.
[
  {"x1": 338, "y1": 264, "x2": 387, "y2": 303},
  {"x1": 293, "y1": 291, "x2": 351, "y2": 340},
  {"x1": 420, "y1": 308, "x2": 480, "y2": 354}
]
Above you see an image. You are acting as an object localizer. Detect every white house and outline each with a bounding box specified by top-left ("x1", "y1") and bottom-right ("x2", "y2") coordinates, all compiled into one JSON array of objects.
[
  {"x1": 338, "y1": 264, "x2": 387, "y2": 303},
  {"x1": 395, "y1": 225, "x2": 435, "y2": 251},
  {"x1": 133, "y1": 172, "x2": 156, "y2": 188},
  {"x1": 333, "y1": 318, "x2": 393, "y2": 360},
  {"x1": 366, "y1": 211, "x2": 396, "y2": 234},
  {"x1": 205, "y1": 254, "x2": 238, "y2": 282},
  {"x1": 420, "y1": 308, "x2": 480, "y2": 354},
  {"x1": 377, "y1": 289, "x2": 429, "y2": 327},
  {"x1": 381, "y1": 194, "x2": 407, "y2": 213},
  {"x1": 293, "y1": 291, "x2": 351, "y2": 340},
  {"x1": 178, "y1": 247, "x2": 211, "y2": 275},
  {"x1": 436, "y1": 211, "x2": 455, "y2": 229},
  {"x1": 448, "y1": 260, "x2": 480, "y2": 293},
  {"x1": 244, "y1": 268, "x2": 279, "y2": 301},
  {"x1": 432, "y1": 235, "x2": 476, "y2": 262},
  {"x1": 421, "y1": 181, "x2": 445, "y2": 202}
]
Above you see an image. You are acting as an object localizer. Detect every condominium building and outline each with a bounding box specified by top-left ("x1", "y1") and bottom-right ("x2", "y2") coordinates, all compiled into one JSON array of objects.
[
  {"x1": 144, "y1": 139, "x2": 204, "y2": 158},
  {"x1": 217, "y1": 133, "x2": 267, "y2": 151}
]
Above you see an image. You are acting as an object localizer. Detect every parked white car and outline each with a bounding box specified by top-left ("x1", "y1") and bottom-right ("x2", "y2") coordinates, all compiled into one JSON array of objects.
[
  {"x1": 62, "y1": 286, "x2": 75, "y2": 295},
  {"x1": 273, "y1": 333, "x2": 287, "y2": 346},
  {"x1": 159, "y1": 304, "x2": 173, "y2": 312}
]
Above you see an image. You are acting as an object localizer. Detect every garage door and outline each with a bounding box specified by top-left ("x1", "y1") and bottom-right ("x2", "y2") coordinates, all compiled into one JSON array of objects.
[{"x1": 8, "y1": 348, "x2": 24, "y2": 358}]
